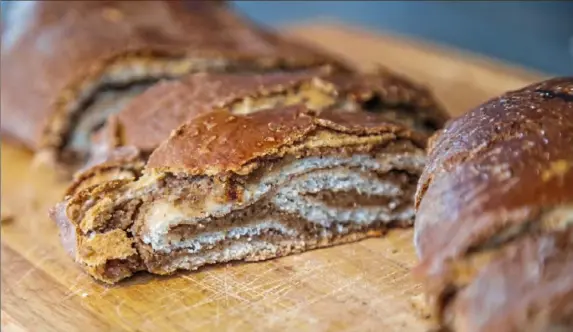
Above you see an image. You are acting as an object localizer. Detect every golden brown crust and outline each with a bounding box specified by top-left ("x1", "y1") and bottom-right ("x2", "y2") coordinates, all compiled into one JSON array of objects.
[
  {"x1": 146, "y1": 106, "x2": 420, "y2": 176},
  {"x1": 0, "y1": 1, "x2": 349, "y2": 153},
  {"x1": 413, "y1": 77, "x2": 573, "y2": 330}
]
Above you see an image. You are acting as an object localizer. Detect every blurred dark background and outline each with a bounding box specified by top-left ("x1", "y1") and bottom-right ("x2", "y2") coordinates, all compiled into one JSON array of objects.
[
  {"x1": 230, "y1": 1, "x2": 573, "y2": 75},
  {"x1": 2, "y1": 1, "x2": 572, "y2": 75}
]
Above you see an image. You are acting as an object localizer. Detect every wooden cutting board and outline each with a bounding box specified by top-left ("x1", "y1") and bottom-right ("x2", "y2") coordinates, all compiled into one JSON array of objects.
[{"x1": 1, "y1": 23, "x2": 545, "y2": 332}]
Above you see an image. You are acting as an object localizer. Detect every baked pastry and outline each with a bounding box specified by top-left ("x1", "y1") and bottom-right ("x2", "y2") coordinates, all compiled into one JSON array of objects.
[
  {"x1": 52, "y1": 107, "x2": 427, "y2": 284},
  {"x1": 0, "y1": 0, "x2": 349, "y2": 168},
  {"x1": 51, "y1": 73, "x2": 447, "y2": 282},
  {"x1": 89, "y1": 66, "x2": 448, "y2": 162},
  {"x1": 414, "y1": 78, "x2": 573, "y2": 331}
]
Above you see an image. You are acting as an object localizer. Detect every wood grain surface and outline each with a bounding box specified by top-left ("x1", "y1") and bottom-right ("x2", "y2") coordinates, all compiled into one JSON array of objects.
[{"x1": 1, "y1": 23, "x2": 545, "y2": 332}]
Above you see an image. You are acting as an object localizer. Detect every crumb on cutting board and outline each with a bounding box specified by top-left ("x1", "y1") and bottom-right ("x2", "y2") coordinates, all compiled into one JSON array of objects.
[
  {"x1": 1, "y1": 206, "x2": 14, "y2": 223},
  {"x1": 409, "y1": 294, "x2": 431, "y2": 320}
]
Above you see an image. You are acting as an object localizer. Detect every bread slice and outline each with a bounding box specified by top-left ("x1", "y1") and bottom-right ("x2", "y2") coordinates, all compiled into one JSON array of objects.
[
  {"x1": 413, "y1": 77, "x2": 573, "y2": 331},
  {"x1": 52, "y1": 103, "x2": 433, "y2": 283},
  {"x1": 0, "y1": 1, "x2": 349, "y2": 170}
]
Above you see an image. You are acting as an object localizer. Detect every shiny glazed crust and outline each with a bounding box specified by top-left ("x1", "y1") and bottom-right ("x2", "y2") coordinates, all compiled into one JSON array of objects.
[{"x1": 414, "y1": 77, "x2": 573, "y2": 331}]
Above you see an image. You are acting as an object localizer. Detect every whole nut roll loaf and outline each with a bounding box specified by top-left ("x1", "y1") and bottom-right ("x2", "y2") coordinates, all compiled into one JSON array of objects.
[{"x1": 414, "y1": 77, "x2": 573, "y2": 332}]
